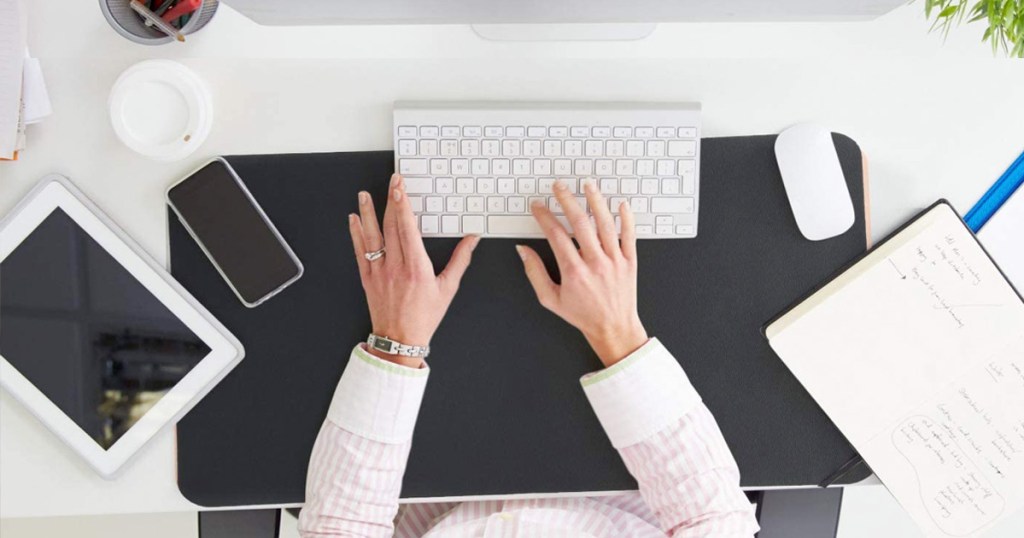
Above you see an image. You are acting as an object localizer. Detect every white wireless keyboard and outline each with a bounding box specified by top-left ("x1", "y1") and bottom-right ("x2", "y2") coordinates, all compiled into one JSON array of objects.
[{"x1": 393, "y1": 102, "x2": 700, "y2": 239}]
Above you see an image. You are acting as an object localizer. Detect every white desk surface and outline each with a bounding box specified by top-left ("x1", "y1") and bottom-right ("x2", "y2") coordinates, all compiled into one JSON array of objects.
[{"x1": 2, "y1": 0, "x2": 1023, "y2": 527}]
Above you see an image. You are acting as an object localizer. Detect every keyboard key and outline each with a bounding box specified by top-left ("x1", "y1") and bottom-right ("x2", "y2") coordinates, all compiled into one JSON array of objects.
[
  {"x1": 626, "y1": 140, "x2": 644, "y2": 157},
  {"x1": 647, "y1": 140, "x2": 666, "y2": 157},
  {"x1": 440, "y1": 139, "x2": 459, "y2": 156},
  {"x1": 457, "y1": 177, "x2": 474, "y2": 194},
  {"x1": 442, "y1": 215, "x2": 460, "y2": 234},
  {"x1": 678, "y1": 127, "x2": 697, "y2": 138},
  {"x1": 533, "y1": 159, "x2": 551, "y2": 175},
  {"x1": 543, "y1": 140, "x2": 562, "y2": 156},
  {"x1": 419, "y1": 139, "x2": 438, "y2": 156},
  {"x1": 616, "y1": 159, "x2": 635, "y2": 175},
  {"x1": 651, "y1": 197, "x2": 695, "y2": 213},
  {"x1": 524, "y1": 140, "x2": 541, "y2": 156},
  {"x1": 641, "y1": 178, "x2": 659, "y2": 195},
  {"x1": 451, "y1": 159, "x2": 469, "y2": 175},
  {"x1": 656, "y1": 215, "x2": 673, "y2": 226},
  {"x1": 613, "y1": 127, "x2": 632, "y2": 137},
  {"x1": 436, "y1": 176, "x2": 454, "y2": 193},
  {"x1": 421, "y1": 214, "x2": 439, "y2": 233},
  {"x1": 461, "y1": 139, "x2": 480, "y2": 156},
  {"x1": 420, "y1": 126, "x2": 439, "y2": 137},
  {"x1": 498, "y1": 177, "x2": 516, "y2": 194},
  {"x1": 446, "y1": 196, "x2": 464, "y2": 212},
  {"x1": 656, "y1": 127, "x2": 675, "y2": 138},
  {"x1": 610, "y1": 197, "x2": 628, "y2": 213},
  {"x1": 477, "y1": 177, "x2": 495, "y2": 194},
  {"x1": 656, "y1": 224, "x2": 673, "y2": 235},
  {"x1": 426, "y1": 196, "x2": 444, "y2": 213},
  {"x1": 676, "y1": 224, "x2": 695, "y2": 235},
  {"x1": 595, "y1": 159, "x2": 614, "y2": 175},
  {"x1": 574, "y1": 159, "x2": 593, "y2": 175},
  {"x1": 635, "y1": 127, "x2": 654, "y2": 138},
  {"x1": 493, "y1": 159, "x2": 510, "y2": 175},
  {"x1": 408, "y1": 196, "x2": 423, "y2": 212},
  {"x1": 471, "y1": 159, "x2": 489, "y2": 175},
  {"x1": 600, "y1": 178, "x2": 618, "y2": 194},
  {"x1": 502, "y1": 139, "x2": 521, "y2": 156},
  {"x1": 463, "y1": 215, "x2": 486, "y2": 234},
  {"x1": 539, "y1": 178, "x2": 555, "y2": 194},
  {"x1": 668, "y1": 140, "x2": 697, "y2": 157},
  {"x1": 441, "y1": 126, "x2": 460, "y2": 137},
  {"x1": 554, "y1": 159, "x2": 573, "y2": 175},
  {"x1": 631, "y1": 198, "x2": 649, "y2": 213},
  {"x1": 506, "y1": 126, "x2": 526, "y2": 137},
  {"x1": 565, "y1": 140, "x2": 583, "y2": 156},
  {"x1": 606, "y1": 140, "x2": 624, "y2": 157},
  {"x1": 398, "y1": 139, "x2": 416, "y2": 156},
  {"x1": 481, "y1": 139, "x2": 500, "y2": 156},
  {"x1": 513, "y1": 159, "x2": 532, "y2": 175},
  {"x1": 570, "y1": 126, "x2": 589, "y2": 137},
  {"x1": 657, "y1": 160, "x2": 675, "y2": 176},
  {"x1": 403, "y1": 175, "x2": 433, "y2": 193},
  {"x1": 636, "y1": 224, "x2": 654, "y2": 234},
  {"x1": 518, "y1": 177, "x2": 537, "y2": 194},
  {"x1": 620, "y1": 178, "x2": 639, "y2": 194},
  {"x1": 592, "y1": 126, "x2": 611, "y2": 137},
  {"x1": 561, "y1": 178, "x2": 578, "y2": 194},
  {"x1": 549, "y1": 126, "x2": 568, "y2": 137},
  {"x1": 682, "y1": 176, "x2": 696, "y2": 195},
  {"x1": 636, "y1": 160, "x2": 655, "y2": 176},
  {"x1": 487, "y1": 197, "x2": 506, "y2": 213},
  {"x1": 585, "y1": 140, "x2": 603, "y2": 156},
  {"x1": 678, "y1": 159, "x2": 696, "y2": 173},
  {"x1": 485, "y1": 126, "x2": 504, "y2": 136},
  {"x1": 463, "y1": 126, "x2": 482, "y2": 137},
  {"x1": 528, "y1": 126, "x2": 547, "y2": 137},
  {"x1": 397, "y1": 126, "x2": 417, "y2": 137},
  {"x1": 508, "y1": 196, "x2": 526, "y2": 213},
  {"x1": 430, "y1": 159, "x2": 449, "y2": 175},
  {"x1": 489, "y1": 215, "x2": 570, "y2": 235},
  {"x1": 467, "y1": 197, "x2": 485, "y2": 212},
  {"x1": 662, "y1": 178, "x2": 681, "y2": 195}
]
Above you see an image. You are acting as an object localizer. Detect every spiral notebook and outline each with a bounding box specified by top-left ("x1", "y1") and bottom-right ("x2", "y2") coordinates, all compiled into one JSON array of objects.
[{"x1": 765, "y1": 200, "x2": 1024, "y2": 538}]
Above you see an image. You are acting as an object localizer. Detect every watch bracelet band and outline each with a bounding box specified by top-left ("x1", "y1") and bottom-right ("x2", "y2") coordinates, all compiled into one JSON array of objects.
[{"x1": 367, "y1": 334, "x2": 430, "y2": 358}]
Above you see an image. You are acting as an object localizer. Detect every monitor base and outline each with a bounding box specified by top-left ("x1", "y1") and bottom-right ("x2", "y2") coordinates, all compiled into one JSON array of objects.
[{"x1": 472, "y1": 23, "x2": 656, "y2": 41}]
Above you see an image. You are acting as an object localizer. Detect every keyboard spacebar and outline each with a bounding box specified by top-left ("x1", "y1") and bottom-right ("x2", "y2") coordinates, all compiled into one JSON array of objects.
[{"x1": 488, "y1": 215, "x2": 571, "y2": 236}]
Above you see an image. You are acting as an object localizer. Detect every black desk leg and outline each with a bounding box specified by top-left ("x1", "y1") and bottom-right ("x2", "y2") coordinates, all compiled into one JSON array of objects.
[
  {"x1": 198, "y1": 509, "x2": 281, "y2": 538},
  {"x1": 754, "y1": 488, "x2": 844, "y2": 538}
]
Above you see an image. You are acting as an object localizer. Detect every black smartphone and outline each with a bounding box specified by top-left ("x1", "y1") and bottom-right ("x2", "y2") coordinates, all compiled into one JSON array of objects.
[{"x1": 167, "y1": 158, "x2": 303, "y2": 307}]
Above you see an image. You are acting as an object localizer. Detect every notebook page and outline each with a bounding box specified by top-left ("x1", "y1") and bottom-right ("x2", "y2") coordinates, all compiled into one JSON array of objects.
[{"x1": 767, "y1": 203, "x2": 1024, "y2": 445}]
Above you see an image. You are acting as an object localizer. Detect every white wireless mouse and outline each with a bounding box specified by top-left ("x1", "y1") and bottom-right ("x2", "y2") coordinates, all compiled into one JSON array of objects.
[{"x1": 774, "y1": 124, "x2": 855, "y2": 241}]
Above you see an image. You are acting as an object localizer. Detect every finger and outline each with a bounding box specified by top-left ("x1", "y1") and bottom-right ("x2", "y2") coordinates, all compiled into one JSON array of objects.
[
  {"x1": 583, "y1": 179, "x2": 619, "y2": 258},
  {"x1": 515, "y1": 244, "x2": 559, "y2": 310},
  {"x1": 438, "y1": 235, "x2": 481, "y2": 294},
  {"x1": 348, "y1": 213, "x2": 372, "y2": 278},
  {"x1": 382, "y1": 174, "x2": 405, "y2": 266},
  {"x1": 391, "y1": 175, "x2": 431, "y2": 270},
  {"x1": 530, "y1": 199, "x2": 581, "y2": 270},
  {"x1": 553, "y1": 179, "x2": 601, "y2": 260},
  {"x1": 620, "y1": 200, "x2": 637, "y2": 260},
  {"x1": 358, "y1": 191, "x2": 384, "y2": 255}
]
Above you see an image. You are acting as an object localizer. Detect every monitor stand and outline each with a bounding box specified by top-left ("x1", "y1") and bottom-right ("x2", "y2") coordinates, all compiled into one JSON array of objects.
[{"x1": 472, "y1": 23, "x2": 656, "y2": 41}]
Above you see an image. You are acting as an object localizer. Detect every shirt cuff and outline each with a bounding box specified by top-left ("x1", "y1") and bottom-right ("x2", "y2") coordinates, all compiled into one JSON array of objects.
[
  {"x1": 326, "y1": 344, "x2": 430, "y2": 444},
  {"x1": 580, "y1": 337, "x2": 702, "y2": 448}
]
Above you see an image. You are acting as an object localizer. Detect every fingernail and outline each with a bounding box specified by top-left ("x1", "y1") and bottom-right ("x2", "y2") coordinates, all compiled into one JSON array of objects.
[
  {"x1": 359, "y1": 191, "x2": 369, "y2": 205},
  {"x1": 391, "y1": 174, "x2": 403, "y2": 188},
  {"x1": 348, "y1": 213, "x2": 357, "y2": 222},
  {"x1": 515, "y1": 245, "x2": 527, "y2": 260},
  {"x1": 583, "y1": 179, "x2": 596, "y2": 193},
  {"x1": 393, "y1": 187, "x2": 402, "y2": 201},
  {"x1": 554, "y1": 179, "x2": 567, "y2": 191},
  {"x1": 469, "y1": 235, "x2": 481, "y2": 251}
]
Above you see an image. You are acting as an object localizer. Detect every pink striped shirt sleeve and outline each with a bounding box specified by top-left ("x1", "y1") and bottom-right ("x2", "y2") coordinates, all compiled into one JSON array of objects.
[
  {"x1": 581, "y1": 338, "x2": 760, "y2": 537},
  {"x1": 298, "y1": 345, "x2": 429, "y2": 538}
]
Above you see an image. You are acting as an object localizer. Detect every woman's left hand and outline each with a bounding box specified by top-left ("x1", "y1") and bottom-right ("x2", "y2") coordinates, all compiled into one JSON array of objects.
[{"x1": 349, "y1": 173, "x2": 481, "y2": 368}]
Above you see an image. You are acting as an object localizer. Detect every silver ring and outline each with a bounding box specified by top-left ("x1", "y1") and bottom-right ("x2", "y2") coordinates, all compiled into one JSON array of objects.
[{"x1": 364, "y1": 247, "x2": 386, "y2": 261}]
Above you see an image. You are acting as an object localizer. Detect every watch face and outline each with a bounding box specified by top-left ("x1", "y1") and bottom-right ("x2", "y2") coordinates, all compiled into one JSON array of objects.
[{"x1": 372, "y1": 338, "x2": 392, "y2": 352}]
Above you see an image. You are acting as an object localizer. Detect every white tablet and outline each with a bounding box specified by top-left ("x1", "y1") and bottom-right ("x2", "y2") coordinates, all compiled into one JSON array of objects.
[{"x1": 0, "y1": 175, "x2": 244, "y2": 478}]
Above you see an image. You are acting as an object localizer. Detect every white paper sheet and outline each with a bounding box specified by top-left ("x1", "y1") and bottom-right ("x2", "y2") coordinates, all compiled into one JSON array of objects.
[
  {"x1": 0, "y1": 0, "x2": 27, "y2": 159},
  {"x1": 767, "y1": 203, "x2": 1024, "y2": 537},
  {"x1": 979, "y1": 185, "x2": 1024, "y2": 288}
]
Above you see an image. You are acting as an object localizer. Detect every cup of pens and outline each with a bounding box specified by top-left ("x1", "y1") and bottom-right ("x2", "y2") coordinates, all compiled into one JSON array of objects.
[{"x1": 100, "y1": 0, "x2": 219, "y2": 45}]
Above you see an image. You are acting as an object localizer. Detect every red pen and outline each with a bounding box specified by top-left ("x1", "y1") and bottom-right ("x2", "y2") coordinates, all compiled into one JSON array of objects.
[{"x1": 161, "y1": 0, "x2": 201, "y2": 23}]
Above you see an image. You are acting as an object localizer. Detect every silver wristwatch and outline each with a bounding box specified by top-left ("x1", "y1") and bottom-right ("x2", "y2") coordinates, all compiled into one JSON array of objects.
[{"x1": 366, "y1": 334, "x2": 430, "y2": 358}]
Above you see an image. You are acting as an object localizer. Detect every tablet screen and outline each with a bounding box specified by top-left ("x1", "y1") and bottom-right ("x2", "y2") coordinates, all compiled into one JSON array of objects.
[{"x1": 0, "y1": 208, "x2": 211, "y2": 450}]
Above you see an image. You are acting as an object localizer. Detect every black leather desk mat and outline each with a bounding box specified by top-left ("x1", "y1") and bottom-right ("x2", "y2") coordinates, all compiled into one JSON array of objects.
[{"x1": 171, "y1": 135, "x2": 869, "y2": 506}]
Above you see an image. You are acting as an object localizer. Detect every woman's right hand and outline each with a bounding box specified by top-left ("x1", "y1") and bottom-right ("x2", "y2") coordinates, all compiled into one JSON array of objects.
[{"x1": 515, "y1": 179, "x2": 649, "y2": 368}]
